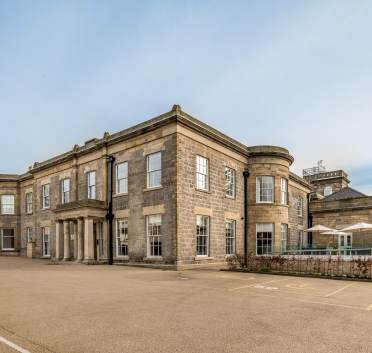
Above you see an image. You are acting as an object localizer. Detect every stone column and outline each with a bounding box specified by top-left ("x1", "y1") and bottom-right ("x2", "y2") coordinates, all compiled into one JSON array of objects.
[
  {"x1": 77, "y1": 218, "x2": 84, "y2": 262},
  {"x1": 84, "y1": 217, "x2": 95, "y2": 263},
  {"x1": 70, "y1": 220, "x2": 77, "y2": 259},
  {"x1": 102, "y1": 220, "x2": 109, "y2": 262},
  {"x1": 55, "y1": 220, "x2": 64, "y2": 260},
  {"x1": 63, "y1": 220, "x2": 71, "y2": 261}
]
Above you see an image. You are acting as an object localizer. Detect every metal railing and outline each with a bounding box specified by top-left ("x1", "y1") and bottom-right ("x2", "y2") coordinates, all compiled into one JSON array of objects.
[{"x1": 282, "y1": 248, "x2": 372, "y2": 257}]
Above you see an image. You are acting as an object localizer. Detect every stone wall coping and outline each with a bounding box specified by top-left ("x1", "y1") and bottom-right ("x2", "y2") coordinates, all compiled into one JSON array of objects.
[{"x1": 310, "y1": 195, "x2": 372, "y2": 213}]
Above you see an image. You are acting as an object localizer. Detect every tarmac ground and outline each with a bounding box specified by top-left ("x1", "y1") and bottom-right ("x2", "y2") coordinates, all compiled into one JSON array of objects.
[{"x1": 0, "y1": 257, "x2": 372, "y2": 353}]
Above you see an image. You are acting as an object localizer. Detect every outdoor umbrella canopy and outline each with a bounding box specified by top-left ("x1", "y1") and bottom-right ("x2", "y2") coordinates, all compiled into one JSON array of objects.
[
  {"x1": 321, "y1": 230, "x2": 348, "y2": 235},
  {"x1": 304, "y1": 225, "x2": 333, "y2": 232},
  {"x1": 341, "y1": 223, "x2": 372, "y2": 232},
  {"x1": 322, "y1": 230, "x2": 348, "y2": 248},
  {"x1": 304, "y1": 225, "x2": 334, "y2": 251},
  {"x1": 341, "y1": 222, "x2": 372, "y2": 249}
]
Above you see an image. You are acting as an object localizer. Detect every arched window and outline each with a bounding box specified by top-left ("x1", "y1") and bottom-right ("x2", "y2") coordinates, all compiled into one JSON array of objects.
[{"x1": 324, "y1": 186, "x2": 333, "y2": 196}]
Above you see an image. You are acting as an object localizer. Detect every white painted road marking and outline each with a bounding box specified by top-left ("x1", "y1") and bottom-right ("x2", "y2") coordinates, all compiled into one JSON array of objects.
[
  {"x1": 254, "y1": 284, "x2": 278, "y2": 290},
  {"x1": 229, "y1": 278, "x2": 289, "y2": 292},
  {"x1": 325, "y1": 284, "x2": 353, "y2": 298},
  {"x1": 367, "y1": 304, "x2": 372, "y2": 311},
  {"x1": 285, "y1": 283, "x2": 315, "y2": 290},
  {"x1": 0, "y1": 336, "x2": 31, "y2": 353}
]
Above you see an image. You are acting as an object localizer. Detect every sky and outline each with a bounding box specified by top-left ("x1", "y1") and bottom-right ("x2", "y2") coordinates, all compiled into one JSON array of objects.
[{"x1": 1, "y1": 0, "x2": 372, "y2": 193}]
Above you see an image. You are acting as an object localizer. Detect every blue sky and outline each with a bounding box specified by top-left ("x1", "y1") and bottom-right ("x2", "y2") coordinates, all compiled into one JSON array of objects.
[{"x1": 1, "y1": 1, "x2": 372, "y2": 193}]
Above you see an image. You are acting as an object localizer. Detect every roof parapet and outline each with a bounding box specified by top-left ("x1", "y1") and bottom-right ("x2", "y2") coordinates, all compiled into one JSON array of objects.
[{"x1": 247, "y1": 145, "x2": 294, "y2": 165}]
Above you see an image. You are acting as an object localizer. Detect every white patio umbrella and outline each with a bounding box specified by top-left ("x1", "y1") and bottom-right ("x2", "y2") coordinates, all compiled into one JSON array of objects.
[
  {"x1": 303, "y1": 225, "x2": 334, "y2": 251},
  {"x1": 321, "y1": 229, "x2": 348, "y2": 249},
  {"x1": 341, "y1": 222, "x2": 372, "y2": 232},
  {"x1": 341, "y1": 223, "x2": 372, "y2": 248},
  {"x1": 304, "y1": 225, "x2": 333, "y2": 232}
]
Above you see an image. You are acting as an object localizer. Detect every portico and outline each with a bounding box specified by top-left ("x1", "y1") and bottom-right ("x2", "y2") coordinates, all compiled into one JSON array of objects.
[{"x1": 54, "y1": 200, "x2": 108, "y2": 264}]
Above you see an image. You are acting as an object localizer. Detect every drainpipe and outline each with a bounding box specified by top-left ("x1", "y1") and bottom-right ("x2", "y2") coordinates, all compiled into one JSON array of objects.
[
  {"x1": 243, "y1": 170, "x2": 250, "y2": 267},
  {"x1": 106, "y1": 155, "x2": 115, "y2": 265},
  {"x1": 307, "y1": 193, "x2": 313, "y2": 247}
]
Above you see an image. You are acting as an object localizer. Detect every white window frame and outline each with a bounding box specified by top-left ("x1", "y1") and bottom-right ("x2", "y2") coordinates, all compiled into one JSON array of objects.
[
  {"x1": 1, "y1": 228, "x2": 15, "y2": 250},
  {"x1": 196, "y1": 215, "x2": 209, "y2": 257},
  {"x1": 196, "y1": 155, "x2": 209, "y2": 191},
  {"x1": 116, "y1": 219, "x2": 128, "y2": 257},
  {"x1": 256, "y1": 223, "x2": 274, "y2": 256},
  {"x1": 1, "y1": 195, "x2": 15, "y2": 215},
  {"x1": 297, "y1": 196, "x2": 304, "y2": 217},
  {"x1": 87, "y1": 171, "x2": 96, "y2": 199},
  {"x1": 146, "y1": 214, "x2": 162, "y2": 257},
  {"x1": 256, "y1": 176, "x2": 274, "y2": 203},
  {"x1": 42, "y1": 184, "x2": 50, "y2": 209},
  {"x1": 42, "y1": 227, "x2": 50, "y2": 256},
  {"x1": 281, "y1": 224, "x2": 288, "y2": 253},
  {"x1": 26, "y1": 227, "x2": 33, "y2": 243},
  {"x1": 225, "y1": 167, "x2": 236, "y2": 198},
  {"x1": 324, "y1": 185, "x2": 333, "y2": 197},
  {"x1": 280, "y1": 178, "x2": 288, "y2": 205},
  {"x1": 147, "y1": 152, "x2": 162, "y2": 189},
  {"x1": 26, "y1": 192, "x2": 33, "y2": 214},
  {"x1": 116, "y1": 162, "x2": 128, "y2": 194},
  {"x1": 61, "y1": 178, "x2": 71, "y2": 204},
  {"x1": 225, "y1": 220, "x2": 236, "y2": 255}
]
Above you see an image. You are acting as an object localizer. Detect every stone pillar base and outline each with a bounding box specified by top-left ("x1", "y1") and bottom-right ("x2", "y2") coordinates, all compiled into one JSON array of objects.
[{"x1": 82, "y1": 259, "x2": 99, "y2": 265}]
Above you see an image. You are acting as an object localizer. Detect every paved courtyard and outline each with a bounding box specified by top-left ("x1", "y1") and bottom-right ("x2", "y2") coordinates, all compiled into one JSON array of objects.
[{"x1": 0, "y1": 257, "x2": 372, "y2": 353}]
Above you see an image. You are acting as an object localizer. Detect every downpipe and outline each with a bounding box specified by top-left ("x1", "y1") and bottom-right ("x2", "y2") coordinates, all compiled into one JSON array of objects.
[
  {"x1": 106, "y1": 155, "x2": 115, "y2": 265},
  {"x1": 243, "y1": 169, "x2": 250, "y2": 268}
]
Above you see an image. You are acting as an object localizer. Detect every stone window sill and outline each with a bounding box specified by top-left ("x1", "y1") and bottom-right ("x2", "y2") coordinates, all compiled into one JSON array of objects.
[
  {"x1": 143, "y1": 186, "x2": 163, "y2": 192},
  {"x1": 113, "y1": 193, "x2": 128, "y2": 198},
  {"x1": 195, "y1": 188, "x2": 211, "y2": 194},
  {"x1": 194, "y1": 256, "x2": 214, "y2": 260},
  {"x1": 143, "y1": 256, "x2": 163, "y2": 261},
  {"x1": 116, "y1": 256, "x2": 129, "y2": 260}
]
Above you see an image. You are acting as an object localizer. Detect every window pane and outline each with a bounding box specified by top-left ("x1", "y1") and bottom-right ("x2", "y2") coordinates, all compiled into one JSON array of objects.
[
  {"x1": 88, "y1": 172, "x2": 96, "y2": 199},
  {"x1": 226, "y1": 220, "x2": 236, "y2": 255},
  {"x1": 196, "y1": 215, "x2": 209, "y2": 256},
  {"x1": 148, "y1": 153, "x2": 161, "y2": 172},
  {"x1": 225, "y1": 168, "x2": 235, "y2": 197},
  {"x1": 196, "y1": 156, "x2": 208, "y2": 190},
  {"x1": 147, "y1": 215, "x2": 162, "y2": 257},
  {"x1": 1, "y1": 195, "x2": 15, "y2": 214},
  {"x1": 256, "y1": 224, "x2": 273, "y2": 255},
  {"x1": 117, "y1": 219, "x2": 128, "y2": 256},
  {"x1": 147, "y1": 153, "x2": 162, "y2": 188},
  {"x1": 256, "y1": 177, "x2": 274, "y2": 203},
  {"x1": 2, "y1": 228, "x2": 15, "y2": 249},
  {"x1": 116, "y1": 163, "x2": 128, "y2": 193}
]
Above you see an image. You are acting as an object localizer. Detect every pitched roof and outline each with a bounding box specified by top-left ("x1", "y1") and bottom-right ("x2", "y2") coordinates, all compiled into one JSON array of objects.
[{"x1": 324, "y1": 187, "x2": 366, "y2": 201}]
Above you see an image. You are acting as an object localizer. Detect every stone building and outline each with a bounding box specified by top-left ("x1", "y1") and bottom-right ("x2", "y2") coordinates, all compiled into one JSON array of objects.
[
  {"x1": 0, "y1": 105, "x2": 311, "y2": 268},
  {"x1": 306, "y1": 170, "x2": 372, "y2": 251}
]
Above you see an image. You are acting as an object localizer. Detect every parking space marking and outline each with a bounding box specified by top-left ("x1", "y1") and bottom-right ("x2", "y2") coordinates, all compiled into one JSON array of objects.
[
  {"x1": 0, "y1": 336, "x2": 31, "y2": 353},
  {"x1": 228, "y1": 278, "x2": 289, "y2": 292},
  {"x1": 285, "y1": 283, "x2": 315, "y2": 290},
  {"x1": 256, "y1": 292, "x2": 369, "y2": 312},
  {"x1": 324, "y1": 284, "x2": 353, "y2": 298}
]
